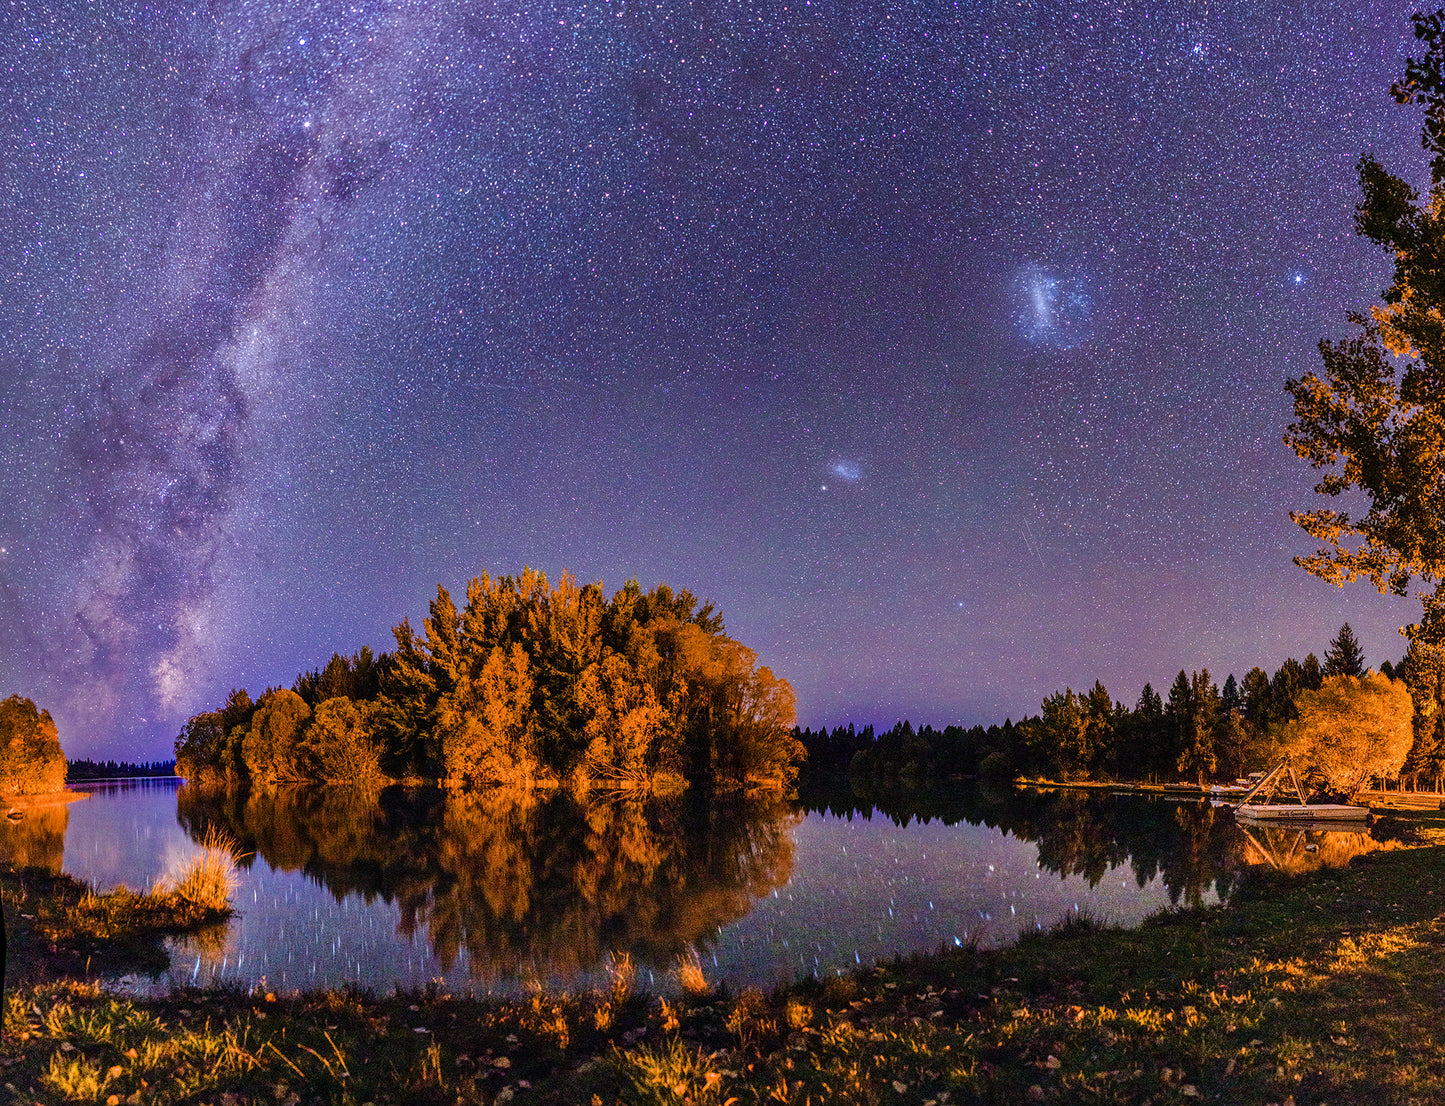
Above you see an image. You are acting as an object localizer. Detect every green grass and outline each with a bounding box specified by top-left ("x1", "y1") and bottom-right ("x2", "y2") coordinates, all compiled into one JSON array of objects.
[{"x1": 8, "y1": 812, "x2": 1445, "y2": 1103}]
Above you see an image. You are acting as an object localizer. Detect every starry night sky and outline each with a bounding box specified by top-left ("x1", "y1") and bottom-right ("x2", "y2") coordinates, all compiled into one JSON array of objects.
[{"x1": 0, "y1": 0, "x2": 1432, "y2": 762}]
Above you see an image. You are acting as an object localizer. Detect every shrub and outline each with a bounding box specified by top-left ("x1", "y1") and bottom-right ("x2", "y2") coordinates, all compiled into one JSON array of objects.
[{"x1": 978, "y1": 750, "x2": 1014, "y2": 780}]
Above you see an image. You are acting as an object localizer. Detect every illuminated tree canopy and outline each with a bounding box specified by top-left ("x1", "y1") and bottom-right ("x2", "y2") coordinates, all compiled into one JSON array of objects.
[
  {"x1": 1285, "y1": 672, "x2": 1414, "y2": 800},
  {"x1": 1285, "y1": 11, "x2": 1445, "y2": 645},
  {"x1": 177, "y1": 570, "x2": 801, "y2": 792}
]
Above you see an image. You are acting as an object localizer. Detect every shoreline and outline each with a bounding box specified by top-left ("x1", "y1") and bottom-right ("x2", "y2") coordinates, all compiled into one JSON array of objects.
[
  {"x1": 2, "y1": 789, "x2": 89, "y2": 810},
  {"x1": 1018, "y1": 776, "x2": 1445, "y2": 807},
  {"x1": 4, "y1": 801, "x2": 1445, "y2": 1101}
]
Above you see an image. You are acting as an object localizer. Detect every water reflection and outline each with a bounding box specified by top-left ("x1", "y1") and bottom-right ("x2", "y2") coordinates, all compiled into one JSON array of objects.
[
  {"x1": 10, "y1": 779, "x2": 1412, "y2": 995},
  {"x1": 0, "y1": 801, "x2": 67, "y2": 872},
  {"x1": 177, "y1": 785, "x2": 798, "y2": 987},
  {"x1": 1235, "y1": 823, "x2": 1401, "y2": 875},
  {"x1": 802, "y1": 781, "x2": 1420, "y2": 907},
  {"x1": 802, "y1": 782, "x2": 1249, "y2": 906}
]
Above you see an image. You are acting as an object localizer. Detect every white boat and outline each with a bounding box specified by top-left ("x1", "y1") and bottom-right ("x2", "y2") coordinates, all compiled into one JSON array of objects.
[
  {"x1": 1231, "y1": 763, "x2": 1371, "y2": 823},
  {"x1": 1235, "y1": 802, "x2": 1370, "y2": 823}
]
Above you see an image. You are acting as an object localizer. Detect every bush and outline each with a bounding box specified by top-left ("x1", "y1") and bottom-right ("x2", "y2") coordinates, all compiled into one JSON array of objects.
[
  {"x1": 0, "y1": 695, "x2": 66, "y2": 794},
  {"x1": 978, "y1": 750, "x2": 1014, "y2": 780}
]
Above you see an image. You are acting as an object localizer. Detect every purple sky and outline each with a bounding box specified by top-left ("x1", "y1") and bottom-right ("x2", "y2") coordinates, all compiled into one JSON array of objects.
[{"x1": 0, "y1": 0, "x2": 1429, "y2": 761}]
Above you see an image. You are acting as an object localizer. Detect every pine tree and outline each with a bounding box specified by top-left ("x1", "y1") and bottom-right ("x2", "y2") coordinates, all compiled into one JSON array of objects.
[
  {"x1": 1177, "y1": 669, "x2": 1220, "y2": 785},
  {"x1": 1221, "y1": 674, "x2": 1242, "y2": 714},
  {"x1": 1323, "y1": 622, "x2": 1367, "y2": 677},
  {"x1": 1301, "y1": 653, "x2": 1324, "y2": 689}
]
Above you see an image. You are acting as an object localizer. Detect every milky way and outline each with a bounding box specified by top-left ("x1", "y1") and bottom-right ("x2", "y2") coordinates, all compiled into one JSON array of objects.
[{"x1": 0, "y1": 1, "x2": 1431, "y2": 758}]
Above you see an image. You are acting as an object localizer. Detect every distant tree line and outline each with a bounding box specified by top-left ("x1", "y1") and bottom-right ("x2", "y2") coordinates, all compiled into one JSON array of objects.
[
  {"x1": 176, "y1": 570, "x2": 802, "y2": 793},
  {"x1": 800, "y1": 623, "x2": 1433, "y2": 789},
  {"x1": 66, "y1": 759, "x2": 178, "y2": 781}
]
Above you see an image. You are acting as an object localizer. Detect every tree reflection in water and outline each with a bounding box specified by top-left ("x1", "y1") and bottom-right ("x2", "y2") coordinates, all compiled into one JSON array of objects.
[
  {"x1": 799, "y1": 779, "x2": 1404, "y2": 909},
  {"x1": 176, "y1": 785, "x2": 798, "y2": 986},
  {"x1": 0, "y1": 802, "x2": 66, "y2": 873},
  {"x1": 164, "y1": 780, "x2": 1411, "y2": 993}
]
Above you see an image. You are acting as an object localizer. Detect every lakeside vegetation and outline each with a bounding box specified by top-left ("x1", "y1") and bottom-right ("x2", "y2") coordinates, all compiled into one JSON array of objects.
[
  {"x1": 0, "y1": 798, "x2": 1442, "y2": 1103},
  {"x1": 799, "y1": 623, "x2": 1422, "y2": 798},
  {"x1": 0, "y1": 694, "x2": 66, "y2": 796},
  {"x1": 175, "y1": 570, "x2": 802, "y2": 794}
]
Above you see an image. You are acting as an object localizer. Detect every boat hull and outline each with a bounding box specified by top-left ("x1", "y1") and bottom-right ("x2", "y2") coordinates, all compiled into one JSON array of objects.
[{"x1": 1235, "y1": 803, "x2": 1370, "y2": 823}]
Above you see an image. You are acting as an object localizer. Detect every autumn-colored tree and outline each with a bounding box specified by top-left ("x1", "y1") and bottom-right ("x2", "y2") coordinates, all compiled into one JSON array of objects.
[
  {"x1": 241, "y1": 689, "x2": 313, "y2": 785},
  {"x1": 0, "y1": 695, "x2": 66, "y2": 795},
  {"x1": 300, "y1": 697, "x2": 386, "y2": 786},
  {"x1": 438, "y1": 644, "x2": 541, "y2": 786},
  {"x1": 1286, "y1": 672, "x2": 1414, "y2": 799},
  {"x1": 577, "y1": 652, "x2": 674, "y2": 786},
  {"x1": 175, "y1": 710, "x2": 228, "y2": 786},
  {"x1": 1284, "y1": 12, "x2": 1445, "y2": 647},
  {"x1": 721, "y1": 659, "x2": 801, "y2": 790},
  {"x1": 177, "y1": 569, "x2": 801, "y2": 791}
]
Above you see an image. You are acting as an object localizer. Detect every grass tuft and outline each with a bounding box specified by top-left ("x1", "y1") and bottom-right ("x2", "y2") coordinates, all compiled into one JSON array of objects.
[
  {"x1": 154, "y1": 828, "x2": 240, "y2": 915},
  {"x1": 675, "y1": 949, "x2": 710, "y2": 997},
  {"x1": 614, "y1": 1037, "x2": 731, "y2": 1105}
]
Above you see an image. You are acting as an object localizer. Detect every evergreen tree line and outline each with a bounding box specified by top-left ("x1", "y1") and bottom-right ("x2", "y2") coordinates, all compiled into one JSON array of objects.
[
  {"x1": 176, "y1": 570, "x2": 803, "y2": 792},
  {"x1": 799, "y1": 623, "x2": 1445, "y2": 787},
  {"x1": 66, "y1": 759, "x2": 178, "y2": 781}
]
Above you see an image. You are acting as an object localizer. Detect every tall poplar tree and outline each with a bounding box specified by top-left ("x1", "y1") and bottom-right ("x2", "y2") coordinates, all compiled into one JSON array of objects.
[{"x1": 1286, "y1": 11, "x2": 1445, "y2": 646}]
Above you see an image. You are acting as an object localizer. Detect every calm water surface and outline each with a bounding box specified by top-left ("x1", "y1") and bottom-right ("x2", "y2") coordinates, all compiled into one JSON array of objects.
[{"x1": 1, "y1": 780, "x2": 1381, "y2": 996}]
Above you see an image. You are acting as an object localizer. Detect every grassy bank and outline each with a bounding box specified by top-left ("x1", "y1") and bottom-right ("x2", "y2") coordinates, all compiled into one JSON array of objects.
[{"x1": 6, "y1": 813, "x2": 1445, "y2": 1103}]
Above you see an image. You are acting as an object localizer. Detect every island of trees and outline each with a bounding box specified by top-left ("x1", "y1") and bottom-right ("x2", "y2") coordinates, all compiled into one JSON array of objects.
[{"x1": 175, "y1": 570, "x2": 802, "y2": 793}]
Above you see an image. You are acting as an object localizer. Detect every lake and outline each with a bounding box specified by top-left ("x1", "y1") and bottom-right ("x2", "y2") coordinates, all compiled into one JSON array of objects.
[{"x1": 0, "y1": 779, "x2": 1391, "y2": 996}]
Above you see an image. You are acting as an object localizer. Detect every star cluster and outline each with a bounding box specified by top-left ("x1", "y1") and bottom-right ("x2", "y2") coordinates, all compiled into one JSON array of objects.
[{"x1": 0, "y1": 0, "x2": 1427, "y2": 758}]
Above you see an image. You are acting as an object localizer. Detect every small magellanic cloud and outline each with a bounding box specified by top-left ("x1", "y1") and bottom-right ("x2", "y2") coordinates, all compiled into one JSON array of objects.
[{"x1": 830, "y1": 459, "x2": 862, "y2": 482}]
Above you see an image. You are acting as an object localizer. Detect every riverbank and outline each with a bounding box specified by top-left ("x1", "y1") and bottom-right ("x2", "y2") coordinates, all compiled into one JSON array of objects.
[
  {"x1": 1016, "y1": 777, "x2": 1245, "y2": 798},
  {"x1": 5, "y1": 810, "x2": 1445, "y2": 1103},
  {"x1": 2, "y1": 789, "x2": 88, "y2": 811}
]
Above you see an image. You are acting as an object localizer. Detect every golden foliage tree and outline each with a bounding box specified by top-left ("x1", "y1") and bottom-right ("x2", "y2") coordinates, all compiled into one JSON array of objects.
[
  {"x1": 1285, "y1": 13, "x2": 1445, "y2": 646},
  {"x1": 301, "y1": 697, "x2": 386, "y2": 785},
  {"x1": 241, "y1": 689, "x2": 312, "y2": 785},
  {"x1": 577, "y1": 653, "x2": 673, "y2": 786},
  {"x1": 178, "y1": 569, "x2": 803, "y2": 791},
  {"x1": 0, "y1": 694, "x2": 66, "y2": 795},
  {"x1": 1286, "y1": 672, "x2": 1414, "y2": 799},
  {"x1": 438, "y1": 644, "x2": 540, "y2": 785}
]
